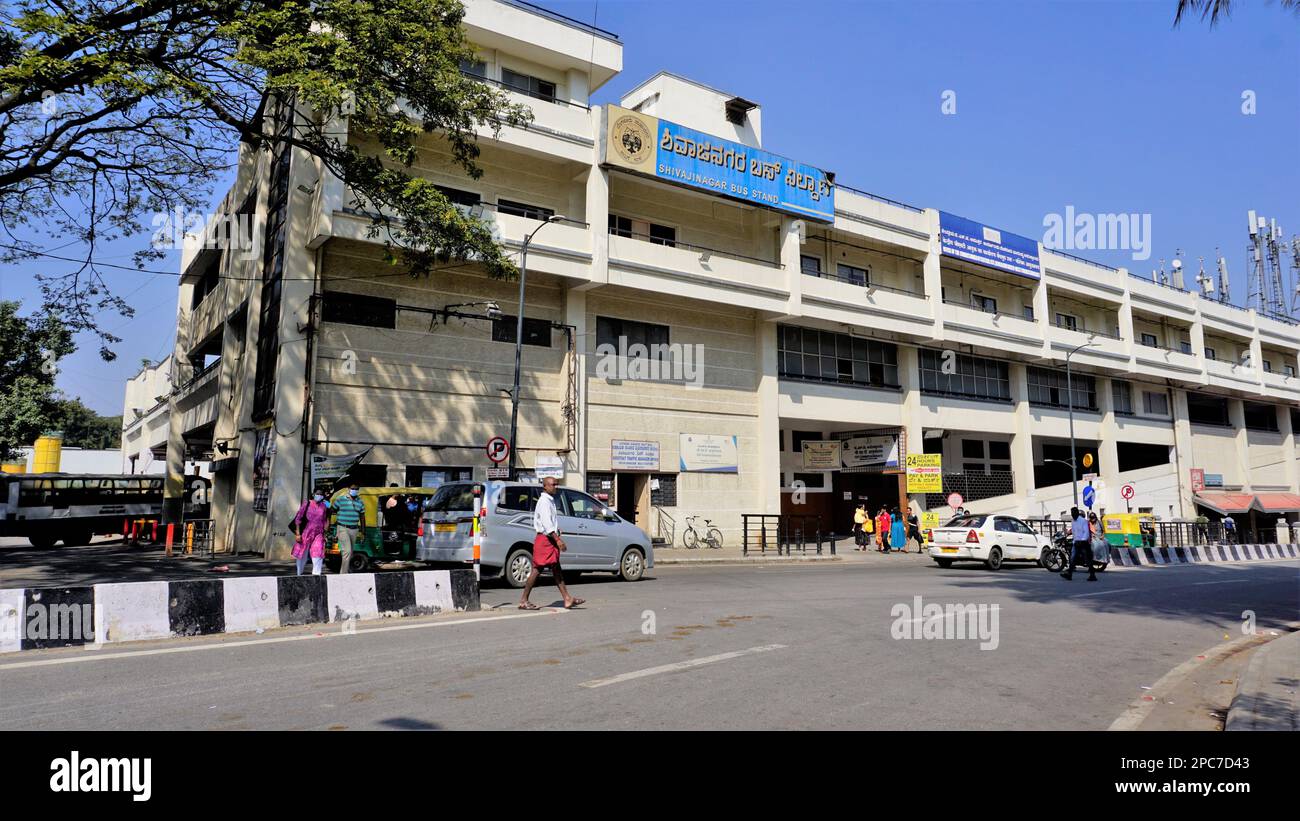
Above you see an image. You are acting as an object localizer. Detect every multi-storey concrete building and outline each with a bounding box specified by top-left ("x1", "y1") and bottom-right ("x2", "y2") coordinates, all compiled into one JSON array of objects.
[
  {"x1": 164, "y1": 0, "x2": 1300, "y2": 557},
  {"x1": 121, "y1": 356, "x2": 174, "y2": 475}
]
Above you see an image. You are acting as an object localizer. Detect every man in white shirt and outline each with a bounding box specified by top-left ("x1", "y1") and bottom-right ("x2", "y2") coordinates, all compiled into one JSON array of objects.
[{"x1": 519, "y1": 477, "x2": 584, "y2": 610}]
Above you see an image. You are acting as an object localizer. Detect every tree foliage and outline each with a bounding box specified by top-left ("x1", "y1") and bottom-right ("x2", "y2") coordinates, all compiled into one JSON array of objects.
[
  {"x1": 0, "y1": 300, "x2": 73, "y2": 459},
  {"x1": 2, "y1": 0, "x2": 531, "y2": 358},
  {"x1": 1173, "y1": 0, "x2": 1300, "y2": 26}
]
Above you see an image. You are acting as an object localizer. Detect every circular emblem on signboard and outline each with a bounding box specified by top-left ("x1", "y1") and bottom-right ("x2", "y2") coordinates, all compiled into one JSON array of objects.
[{"x1": 611, "y1": 114, "x2": 651, "y2": 166}]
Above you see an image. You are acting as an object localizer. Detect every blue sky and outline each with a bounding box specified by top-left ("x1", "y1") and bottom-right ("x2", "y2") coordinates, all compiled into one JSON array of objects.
[{"x1": 3, "y1": 0, "x2": 1297, "y2": 413}]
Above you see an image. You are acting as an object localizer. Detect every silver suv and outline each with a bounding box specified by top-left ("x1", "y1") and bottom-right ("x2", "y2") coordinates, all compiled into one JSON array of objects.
[{"x1": 416, "y1": 481, "x2": 654, "y2": 588}]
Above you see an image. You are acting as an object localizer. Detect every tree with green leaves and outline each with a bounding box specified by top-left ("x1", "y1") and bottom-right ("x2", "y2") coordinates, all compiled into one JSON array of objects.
[
  {"x1": 1174, "y1": 0, "x2": 1299, "y2": 26},
  {"x1": 1, "y1": 0, "x2": 531, "y2": 359},
  {"x1": 0, "y1": 300, "x2": 74, "y2": 460}
]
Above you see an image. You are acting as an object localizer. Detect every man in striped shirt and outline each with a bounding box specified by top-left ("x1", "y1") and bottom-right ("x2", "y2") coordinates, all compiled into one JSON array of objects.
[{"x1": 333, "y1": 483, "x2": 367, "y2": 574}]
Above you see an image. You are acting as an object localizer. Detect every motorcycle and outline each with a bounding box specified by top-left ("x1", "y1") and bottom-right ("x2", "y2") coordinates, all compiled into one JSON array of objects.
[{"x1": 1041, "y1": 532, "x2": 1108, "y2": 573}]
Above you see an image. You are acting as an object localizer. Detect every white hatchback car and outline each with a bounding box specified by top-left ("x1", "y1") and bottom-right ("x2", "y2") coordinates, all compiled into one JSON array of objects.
[{"x1": 928, "y1": 513, "x2": 1051, "y2": 571}]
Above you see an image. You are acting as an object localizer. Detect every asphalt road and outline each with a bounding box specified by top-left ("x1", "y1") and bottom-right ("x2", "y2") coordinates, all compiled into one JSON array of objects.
[{"x1": 0, "y1": 559, "x2": 1295, "y2": 730}]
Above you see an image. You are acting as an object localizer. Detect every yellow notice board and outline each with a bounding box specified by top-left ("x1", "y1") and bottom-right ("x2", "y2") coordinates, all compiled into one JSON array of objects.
[{"x1": 905, "y1": 454, "x2": 942, "y2": 493}]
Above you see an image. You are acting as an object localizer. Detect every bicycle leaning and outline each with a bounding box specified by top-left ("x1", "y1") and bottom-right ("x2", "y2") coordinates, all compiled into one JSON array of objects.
[{"x1": 682, "y1": 515, "x2": 723, "y2": 549}]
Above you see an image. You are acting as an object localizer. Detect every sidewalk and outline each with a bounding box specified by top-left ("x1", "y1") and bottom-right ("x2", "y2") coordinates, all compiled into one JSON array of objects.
[
  {"x1": 652, "y1": 544, "x2": 933, "y2": 565},
  {"x1": 1225, "y1": 629, "x2": 1299, "y2": 731}
]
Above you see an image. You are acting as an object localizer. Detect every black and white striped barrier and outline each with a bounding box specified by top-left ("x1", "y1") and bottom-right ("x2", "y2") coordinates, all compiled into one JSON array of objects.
[
  {"x1": 1109, "y1": 543, "x2": 1300, "y2": 567},
  {"x1": 0, "y1": 568, "x2": 479, "y2": 654}
]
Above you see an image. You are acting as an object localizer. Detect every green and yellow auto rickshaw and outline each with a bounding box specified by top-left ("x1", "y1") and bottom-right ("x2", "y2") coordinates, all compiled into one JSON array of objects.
[
  {"x1": 1103, "y1": 512, "x2": 1156, "y2": 549},
  {"x1": 325, "y1": 486, "x2": 438, "y2": 571}
]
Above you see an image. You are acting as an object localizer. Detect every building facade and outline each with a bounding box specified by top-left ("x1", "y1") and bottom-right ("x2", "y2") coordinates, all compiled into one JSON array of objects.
[
  {"x1": 121, "y1": 356, "x2": 174, "y2": 475},
  {"x1": 164, "y1": 0, "x2": 1300, "y2": 557}
]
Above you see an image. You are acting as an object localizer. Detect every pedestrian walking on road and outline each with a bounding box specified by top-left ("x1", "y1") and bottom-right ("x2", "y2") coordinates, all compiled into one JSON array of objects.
[
  {"x1": 1062, "y1": 507, "x2": 1096, "y2": 582},
  {"x1": 853, "y1": 503, "x2": 868, "y2": 550},
  {"x1": 876, "y1": 508, "x2": 892, "y2": 553},
  {"x1": 332, "y1": 483, "x2": 366, "y2": 574},
  {"x1": 519, "y1": 477, "x2": 583, "y2": 610},
  {"x1": 1223, "y1": 514, "x2": 1237, "y2": 544},
  {"x1": 907, "y1": 511, "x2": 924, "y2": 553},
  {"x1": 890, "y1": 509, "x2": 907, "y2": 555},
  {"x1": 292, "y1": 489, "x2": 330, "y2": 576}
]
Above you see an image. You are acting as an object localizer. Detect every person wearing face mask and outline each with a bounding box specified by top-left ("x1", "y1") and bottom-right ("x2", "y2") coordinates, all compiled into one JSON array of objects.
[
  {"x1": 332, "y1": 482, "x2": 367, "y2": 573},
  {"x1": 292, "y1": 488, "x2": 331, "y2": 575}
]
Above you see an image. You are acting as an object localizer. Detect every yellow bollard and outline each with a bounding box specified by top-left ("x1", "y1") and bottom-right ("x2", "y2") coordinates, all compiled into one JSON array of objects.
[{"x1": 185, "y1": 522, "x2": 194, "y2": 554}]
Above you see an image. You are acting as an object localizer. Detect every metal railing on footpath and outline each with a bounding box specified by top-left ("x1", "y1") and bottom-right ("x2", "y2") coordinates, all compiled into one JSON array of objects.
[
  {"x1": 741, "y1": 514, "x2": 836, "y2": 556},
  {"x1": 1024, "y1": 518, "x2": 1263, "y2": 548},
  {"x1": 653, "y1": 506, "x2": 676, "y2": 547},
  {"x1": 181, "y1": 518, "x2": 215, "y2": 557}
]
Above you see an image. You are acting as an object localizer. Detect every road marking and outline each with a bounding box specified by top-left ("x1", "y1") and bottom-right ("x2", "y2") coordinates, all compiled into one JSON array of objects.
[
  {"x1": 0, "y1": 610, "x2": 567, "y2": 672},
  {"x1": 1191, "y1": 579, "x2": 1253, "y2": 586},
  {"x1": 1070, "y1": 588, "x2": 1137, "y2": 598},
  {"x1": 578, "y1": 644, "x2": 787, "y2": 689}
]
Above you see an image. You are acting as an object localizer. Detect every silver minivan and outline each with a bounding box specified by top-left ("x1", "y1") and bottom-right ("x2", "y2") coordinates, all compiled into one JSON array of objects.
[{"x1": 416, "y1": 481, "x2": 654, "y2": 588}]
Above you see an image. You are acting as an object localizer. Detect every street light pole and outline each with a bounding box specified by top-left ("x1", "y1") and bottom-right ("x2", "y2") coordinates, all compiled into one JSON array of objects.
[
  {"x1": 1064, "y1": 340, "x2": 1096, "y2": 507},
  {"x1": 508, "y1": 216, "x2": 563, "y2": 480}
]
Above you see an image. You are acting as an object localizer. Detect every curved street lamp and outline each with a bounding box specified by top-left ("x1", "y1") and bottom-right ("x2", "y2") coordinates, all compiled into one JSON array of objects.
[{"x1": 508, "y1": 215, "x2": 565, "y2": 480}]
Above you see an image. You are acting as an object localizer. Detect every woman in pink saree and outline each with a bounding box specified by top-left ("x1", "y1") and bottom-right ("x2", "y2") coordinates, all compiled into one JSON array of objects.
[{"x1": 292, "y1": 490, "x2": 331, "y2": 575}]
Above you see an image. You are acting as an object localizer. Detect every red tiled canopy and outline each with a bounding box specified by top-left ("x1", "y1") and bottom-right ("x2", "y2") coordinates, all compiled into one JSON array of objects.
[
  {"x1": 1254, "y1": 493, "x2": 1300, "y2": 513},
  {"x1": 1193, "y1": 492, "x2": 1256, "y2": 514}
]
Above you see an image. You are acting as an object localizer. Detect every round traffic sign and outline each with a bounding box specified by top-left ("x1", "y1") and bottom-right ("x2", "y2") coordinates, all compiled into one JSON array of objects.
[
  {"x1": 947, "y1": 492, "x2": 963, "y2": 509},
  {"x1": 486, "y1": 436, "x2": 510, "y2": 464},
  {"x1": 1082, "y1": 453, "x2": 1094, "y2": 469},
  {"x1": 1121, "y1": 483, "x2": 1135, "y2": 500},
  {"x1": 1082, "y1": 485, "x2": 1096, "y2": 508}
]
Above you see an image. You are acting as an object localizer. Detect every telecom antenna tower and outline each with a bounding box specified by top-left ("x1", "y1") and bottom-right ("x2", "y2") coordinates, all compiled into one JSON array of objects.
[
  {"x1": 1246, "y1": 211, "x2": 1292, "y2": 319},
  {"x1": 1215, "y1": 248, "x2": 1232, "y2": 304}
]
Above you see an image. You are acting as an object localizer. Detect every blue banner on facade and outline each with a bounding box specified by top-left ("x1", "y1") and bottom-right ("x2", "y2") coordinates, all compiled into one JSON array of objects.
[
  {"x1": 939, "y1": 211, "x2": 1041, "y2": 280},
  {"x1": 604, "y1": 105, "x2": 834, "y2": 222}
]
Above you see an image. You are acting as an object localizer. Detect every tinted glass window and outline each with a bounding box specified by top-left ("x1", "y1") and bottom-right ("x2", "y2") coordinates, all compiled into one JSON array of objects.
[
  {"x1": 945, "y1": 514, "x2": 987, "y2": 528},
  {"x1": 498, "y1": 486, "x2": 540, "y2": 512},
  {"x1": 425, "y1": 483, "x2": 480, "y2": 512},
  {"x1": 561, "y1": 489, "x2": 604, "y2": 519}
]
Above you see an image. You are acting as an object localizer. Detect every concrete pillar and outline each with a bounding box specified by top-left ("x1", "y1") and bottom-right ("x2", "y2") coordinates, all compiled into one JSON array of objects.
[
  {"x1": 584, "y1": 161, "x2": 609, "y2": 287},
  {"x1": 923, "y1": 209, "x2": 943, "y2": 341},
  {"x1": 1097, "y1": 377, "x2": 1121, "y2": 510},
  {"x1": 780, "y1": 217, "x2": 802, "y2": 316},
  {"x1": 1117, "y1": 270, "x2": 1135, "y2": 364},
  {"x1": 1008, "y1": 362, "x2": 1036, "y2": 516},
  {"x1": 1170, "y1": 389, "x2": 1195, "y2": 517},
  {"x1": 264, "y1": 143, "x2": 322, "y2": 559},
  {"x1": 1280, "y1": 403, "x2": 1299, "y2": 493},
  {"x1": 756, "y1": 318, "x2": 781, "y2": 515},
  {"x1": 1228, "y1": 398, "x2": 1250, "y2": 492},
  {"x1": 898, "y1": 346, "x2": 925, "y2": 514},
  {"x1": 566, "y1": 68, "x2": 589, "y2": 107},
  {"x1": 163, "y1": 279, "x2": 197, "y2": 525},
  {"x1": 564, "y1": 287, "x2": 588, "y2": 490}
]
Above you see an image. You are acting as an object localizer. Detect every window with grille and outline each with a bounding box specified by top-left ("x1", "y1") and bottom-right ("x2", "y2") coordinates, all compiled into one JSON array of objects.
[
  {"x1": 1027, "y1": 366, "x2": 1097, "y2": 410},
  {"x1": 778, "y1": 325, "x2": 899, "y2": 388},
  {"x1": 1243, "y1": 402, "x2": 1279, "y2": 432},
  {"x1": 919, "y1": 349, "x2": 1011, "y2": 402},
  {"x1": 1112, "y1": 380, "x2": 1134, "y2": 415},
  {"x1": 492, "y1": 315, "x2": 552, "y2": 347},
  {"x1": 1142, "y1": 391, "x2": 1169, "y2": 417},
  {"x1": 322, "y1": 291, "x2": 397, "y2": 329},
  {"x1": 596, "y1": 316, "x2": 670, "y2": 362},
  {"x1": 497, "y1": 200, "x2": 554, "y2": 221},
  {"x1": 501, "y1": 68, "x2": 556, "y2": 102}
]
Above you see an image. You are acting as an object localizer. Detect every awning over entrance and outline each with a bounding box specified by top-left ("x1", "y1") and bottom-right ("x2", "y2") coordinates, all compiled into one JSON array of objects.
[
  {"x1": 1193, "y1": 492, "x2": 1255, "y2": 515},
  {"x1": 1194, "y1": 492, "x2": 1300, "y2": 515},
  {"x1": 1254, "y1": 493, "x2": 1300, "y2": 513}
]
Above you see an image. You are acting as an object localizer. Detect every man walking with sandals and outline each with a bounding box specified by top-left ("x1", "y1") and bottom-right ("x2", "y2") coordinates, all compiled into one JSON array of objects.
[{"x1": 519, "y1": 477, "x2": 584, "y2": 610}]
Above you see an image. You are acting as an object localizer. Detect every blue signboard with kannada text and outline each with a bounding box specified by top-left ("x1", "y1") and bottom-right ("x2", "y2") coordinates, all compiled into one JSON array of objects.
[
  {"x1": 939, "y1": 211, "x2": 1042, "y2": 280},
  {"x1": 604, "y1": 105, "x2": 834, "y2": 222}
]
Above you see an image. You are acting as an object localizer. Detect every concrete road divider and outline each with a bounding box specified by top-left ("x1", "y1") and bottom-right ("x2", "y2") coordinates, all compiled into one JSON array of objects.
[
  {"x1": 1108, "y1": 543, "x2": 1299, "y2": 567},
  {"x1": 0, "y1": 568, "x2": 479, "y2": 654}
]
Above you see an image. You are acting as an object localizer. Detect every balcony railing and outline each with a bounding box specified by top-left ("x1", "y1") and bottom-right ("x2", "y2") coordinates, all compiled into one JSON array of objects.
[
  {"x1": 1046, "y1": 250, "x2": 1120, "y2": 273},
  {"x1": 942, "y1": 298, "x2": 1037, "y2": 323},
  {"x1": 612, "y1": 230, "x2": 782, "y2": 268},
  {"x1": 1052, "y1": 319, "x2": 1123, "y2": 340},
  {"x1": 833, "y1": 183, "x2": 925, "y2": 214},
  {"x1": 462, "y1": 71, "x2": 590, "y2": 110},
  {"x1": 1129, "y1": 271, "x2": 1187, "y2": 293}
]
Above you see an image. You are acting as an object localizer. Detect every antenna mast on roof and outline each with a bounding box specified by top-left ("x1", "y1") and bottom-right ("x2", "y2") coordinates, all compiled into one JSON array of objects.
[
  {"x1": 1246, "y1": 210, "x2": 1293, "y2": 319},
  {"x1": 1215, "y1": 247, "x2": 1231, "y2": 304}
]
